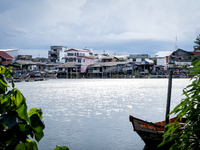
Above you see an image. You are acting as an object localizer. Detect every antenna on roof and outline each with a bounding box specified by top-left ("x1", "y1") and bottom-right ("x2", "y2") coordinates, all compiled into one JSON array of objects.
[{"x1": 175, "y1": 36, "x2": 178, "y2": 50}]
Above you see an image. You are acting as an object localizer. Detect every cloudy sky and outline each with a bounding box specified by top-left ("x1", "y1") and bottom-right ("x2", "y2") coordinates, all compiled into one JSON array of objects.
[{"x1": 0, "y1": 0, "x2": 200, "y2": 57}]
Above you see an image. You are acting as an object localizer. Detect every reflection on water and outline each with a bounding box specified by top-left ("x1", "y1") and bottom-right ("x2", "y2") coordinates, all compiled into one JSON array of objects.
[{"x1": 15, "y1": 79, "x2": 190, "y2": 150}]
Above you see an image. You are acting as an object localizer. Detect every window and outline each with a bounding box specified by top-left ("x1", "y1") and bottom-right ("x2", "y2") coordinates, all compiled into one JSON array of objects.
[
  {"x1": 69, "y1": 59, "x2": 73, "y2": 62},
  {"x1": 87, "y1": 59, "x2": 89, "y2": 62},
  {"x1": 67, "y1": 53, "x2": 74, "y2": 56},
  {"x1": 90, "y1": 59, "x2": 92, "y2": 62},
  {"x1": 78, "y1": 58, "x2": 81, "y2": 63},
  {"x1": 83, "y1": 59, "x2": 85, "y2": 62}
]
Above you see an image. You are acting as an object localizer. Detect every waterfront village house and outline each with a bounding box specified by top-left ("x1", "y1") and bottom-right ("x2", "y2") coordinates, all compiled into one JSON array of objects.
[
  {"x1": 100, "y1": 56, "x2": 113, "y2": 62},
  {"x1": 174, "y1": 49, "x2": 194, "y2": 66},
  {"x1": 63, "y1": 48, "x2": 94, "y2": 76},
  {"x1": 134, "y1": 59, "x2": 155, "y2": 75},
  {"x1": 18, "y1": 55, "x2": 32, "y2": 60},
  {"x1": 0, "y1": 51, "x2": 14, "y2": 65},
  {"x1": 0, "y1": 49, "x2": 18, "y2": 63},
  {"x1": 155, "y1": 51, "x2": 175, "y2": 70},
  {"x1": 127, "y1": 54, "x2": 154, "y2": 74},
  {"x1": 56, "y1": 62, "x2": 77, "y2": 78},
  {"x1": 13, "y1": 59, "x2": 59, "y2": 72},
  {"x1": 13, "y1": 60, "x2": 38, "y2": 71},
  {"x1": 87, "y1": 62, "x2": 131, "y2": 78},
  {"x1": 48, "y1": 46, "x2": 67, "y2": 63},
  {"x1": 112, "y1": 55, "x2": 129, "y2": 62},
  {"x1": 127, "y1": 54, "x2": 151, "y2": 63}
]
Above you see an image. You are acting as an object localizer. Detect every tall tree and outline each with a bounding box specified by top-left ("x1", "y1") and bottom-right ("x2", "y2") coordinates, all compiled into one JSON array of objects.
[{"x1": 193, "y1": 34, "x2": 200, "y2": 52}]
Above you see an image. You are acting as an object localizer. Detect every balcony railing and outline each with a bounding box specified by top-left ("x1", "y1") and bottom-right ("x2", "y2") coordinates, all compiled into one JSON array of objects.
[
  {"x1": 49, "y1": 51, "x2": 58, "y2": 54},
  {"x1": 170, "y1": 60, "x2": 175, "y2": 63},
  {"x1": 75, "y1": 62, "x2": 82, "y2": 65}
]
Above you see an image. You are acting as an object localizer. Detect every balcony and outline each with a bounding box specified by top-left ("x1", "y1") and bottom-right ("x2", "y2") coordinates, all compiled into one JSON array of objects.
[
  {"x1": 49, "y1": 51, "x2": 58, "y2": 54},
  {"x1": 49, "y1": 57, "x2": 57, "y2": 60},
  {"x1": 65, "y1": 56, "x2": 77, "y2": 59},
  {"x1": 169, "y1": 60, "x2": 175, "y2": 64},
  {"x1": 75, "y1": 62, "x2": 82, "y2": 65}
]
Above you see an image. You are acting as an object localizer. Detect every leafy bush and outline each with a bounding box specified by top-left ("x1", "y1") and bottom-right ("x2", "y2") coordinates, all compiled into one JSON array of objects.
[
  {"x1": 0, "y1": 66, "x2": 45, "y2": 150},
  {"x1": 159, "y1": 61, "x2": 200, "y2": 149}
]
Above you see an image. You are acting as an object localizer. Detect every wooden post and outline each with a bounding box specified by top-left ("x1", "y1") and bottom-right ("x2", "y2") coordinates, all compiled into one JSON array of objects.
[{"x1": 164, "y1": 69, "x2": 173, "y2": 132}]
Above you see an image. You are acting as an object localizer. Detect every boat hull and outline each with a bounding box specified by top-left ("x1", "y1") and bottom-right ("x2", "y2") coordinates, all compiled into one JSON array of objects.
[{"x1": 129, "y1": 115, "x2": 184, "y2": 148}]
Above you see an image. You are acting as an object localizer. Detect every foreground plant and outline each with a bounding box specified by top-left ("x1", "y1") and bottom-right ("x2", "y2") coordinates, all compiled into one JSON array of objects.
[
  {"x1": 0, "y1": 66, "x2": 45, "y2": 150},
  {"x1": 159, "y1": 60, "x2": 200, "y2": 149}
]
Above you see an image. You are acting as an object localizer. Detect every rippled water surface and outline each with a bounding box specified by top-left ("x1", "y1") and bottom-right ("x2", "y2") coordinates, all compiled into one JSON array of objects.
[{"x1": 15, "y1": 79, "x2": 191, "y2": 150}]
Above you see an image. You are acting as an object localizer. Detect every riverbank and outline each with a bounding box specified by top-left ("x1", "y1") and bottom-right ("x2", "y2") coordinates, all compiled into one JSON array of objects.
[{"x1": 8, "y1": 78, "x2": 49, "y2": 83}]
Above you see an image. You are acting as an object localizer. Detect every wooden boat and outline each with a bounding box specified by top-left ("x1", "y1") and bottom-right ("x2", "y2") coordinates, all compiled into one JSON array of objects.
[
  {"x1": 46, "y1": 72, "x2": 57, "y2": 78},
  {"x1": 19, "y1": 73, "x2": 30, "y2": 79},
  {"x1": 129, "y1": 115, "x2": 185, "y2": 147}
]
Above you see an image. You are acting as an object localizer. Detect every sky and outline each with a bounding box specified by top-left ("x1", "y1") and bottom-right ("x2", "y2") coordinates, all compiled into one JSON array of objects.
[{"x1": 0, "y1": 0, "x2": 200, "y2": 58}]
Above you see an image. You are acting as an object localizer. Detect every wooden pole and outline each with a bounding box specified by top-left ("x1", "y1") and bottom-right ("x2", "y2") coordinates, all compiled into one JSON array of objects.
[{"x1": 164, "y1": 69, "x2": 173, "y2": 132}]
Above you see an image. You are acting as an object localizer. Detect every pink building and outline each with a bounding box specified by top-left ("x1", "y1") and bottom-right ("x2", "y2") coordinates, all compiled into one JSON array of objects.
[{"x1": 64, "y1": 48, "x2": 94, "y2": 73}]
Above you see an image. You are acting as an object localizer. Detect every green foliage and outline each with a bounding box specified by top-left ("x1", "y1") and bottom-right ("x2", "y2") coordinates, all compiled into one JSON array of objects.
[
  {"x1": 191, "y1": 55, "x2": 200, "y2": 62},
  {"x1": 0, "y1": 66, "x2": 45, "y2": 150},
  {"x1": 153, "y1": 57, "x2": 157, "y2": 65},
  {"x1": 159, "y1": 61, "x2": 200, "y2": 149},
  {"x1": 54, "y1": 146, "x2": 69, "y2": 150},
  {"x1": 101, "y1": 54, "x2": 109, "y2": 57},
  {"x1": 134, "y1": 70, "x2": 139, "y2": 76},
  {"x1": 193, "y1": 34, "x2": 200, "y2": 52}
]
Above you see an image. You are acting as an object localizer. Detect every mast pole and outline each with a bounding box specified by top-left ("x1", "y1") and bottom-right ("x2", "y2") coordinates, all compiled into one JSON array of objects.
[{"x1": 164, "y1": 69, "x2": 173, "y2": 132}]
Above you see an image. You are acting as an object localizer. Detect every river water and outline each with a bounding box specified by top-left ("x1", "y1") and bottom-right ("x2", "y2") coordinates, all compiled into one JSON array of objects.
[{"x1": 15, "y1": 78, "x2": 191, "y2": 150}]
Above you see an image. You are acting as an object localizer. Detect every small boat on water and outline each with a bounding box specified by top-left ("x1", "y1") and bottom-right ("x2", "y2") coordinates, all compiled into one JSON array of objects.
[{"x1": 129, "y1": 115, "x2": 186, "y2": 147}]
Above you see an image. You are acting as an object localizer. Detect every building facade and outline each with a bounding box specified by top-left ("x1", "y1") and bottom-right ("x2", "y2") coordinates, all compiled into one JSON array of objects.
[
  {"x1": 48, "y1": 46, "x2": 67, "y2": 63},
  {"x1": 0, "y1": 49, "x2": 19, "y2": 63},
  {"x1": 64, "y1": 48, "x2": 94, "y2": 73},
  {"x1": 155, "y1": 51, "x2": 175, "y2": 70},
  {"x1": 174, "y1": 49, "x2": 194, "y2": 66},
  {"x1": 0, "y1": 51, "x2": 14, "y2": 65}
]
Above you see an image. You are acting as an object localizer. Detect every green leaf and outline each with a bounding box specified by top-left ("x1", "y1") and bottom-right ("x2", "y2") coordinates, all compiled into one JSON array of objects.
[
  {"x1": 30, "y1": 114, "x2": 45, "y2": 133},
  {"x1": 15, "y1": 142, "x2": 26, "y2": 150},
  {"x1": 32, "y1": 140, "x2": 38, "y2": 150},
  {"x1": 0, "y1": 111, "x2": 18, "y2": 128},
  {"x1": 34, "y1": 131, "x2": 44, "y2": 142},
  {"x1": 54, "y1": 146, "x2": 62, "y2": 150},
  {"x1": 0, "y1": 74, "x2": 9, "y2": 85},
  {"x1": 28, "y1": 108, "x2": 43, "y2": 119},
  {"x1": 14, "y1": 89, "x2": 26, "y2": 108},
  {"x1": 26, "y1": 139, "x2": 38, "y2": 150},
  {"x1": 16, "y1": 103, "x2": 28, "y2": 121},
  {"x1": 62, "y1": 146, "x2": 70, "y2": 150}
]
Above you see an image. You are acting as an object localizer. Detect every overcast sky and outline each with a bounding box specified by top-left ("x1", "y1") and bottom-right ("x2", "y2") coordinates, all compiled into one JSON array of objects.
[{"x1": 0, "y1": 0, "x2": 200, "y2": 57}]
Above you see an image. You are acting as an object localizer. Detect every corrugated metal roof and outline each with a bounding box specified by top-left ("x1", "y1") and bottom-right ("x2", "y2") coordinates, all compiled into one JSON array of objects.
[
  {"x1": 145, "y1": 59, "x2": 154, "y2": 64},
  {"x1": 57, "y1": 62, "x2": 76, "y2": 68},
  {"x1": 87, "y1": 62, "x2": 129, "y2": 68},
  {"x1": 16, "y1": 60, "x2": 37, "y2": 65},
  {"x1": 155, "y1": 51, "x2": 174, "y2": 57},
  {"x1": 0, "y1": 49, "x2": 19, "y2": 52},
  {"x1": 66, "y1": 49, "x2": 88, "y2": 52},
  {"x1": 190, "y1": 52, "x2": 200, "y2": 56},
  {"x1": 0, "y1": 51, "x2": 14, "y2": 59}
]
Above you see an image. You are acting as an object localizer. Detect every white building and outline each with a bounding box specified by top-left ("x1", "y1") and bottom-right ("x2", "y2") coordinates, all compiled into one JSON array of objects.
[
  {"x1": 48, "y1": 46, "x2": 67, "y2": 63},
  {"x1": 155, "y1": 51, "x2": 175, "y2": 70},
  {"x1": 0, "y1": 49, "x2": 19, "y2": 63},
  {"x1": 63, "y1": 48, "x2": 94, "y2": 73}
]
